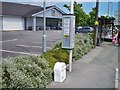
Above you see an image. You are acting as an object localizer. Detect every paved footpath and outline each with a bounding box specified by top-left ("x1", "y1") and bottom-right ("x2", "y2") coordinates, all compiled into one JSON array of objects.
[{"x1": 47, "y1": 42, "x2": 118, "y2": 88}]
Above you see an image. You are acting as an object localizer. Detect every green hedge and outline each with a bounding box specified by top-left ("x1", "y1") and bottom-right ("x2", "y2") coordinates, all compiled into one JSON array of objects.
[
  {"x1": 1, "y1": 56, "x2": 53, "y2": 88},
  {"x1": 40, "y1": 49, "x2": 69, "y2": 69},
  {"x1": 73, "y1": 34, "x2": 94, "y2": 61},
  {"x1": 89, "y1": 32, "x2": 94, "y2": 40}
]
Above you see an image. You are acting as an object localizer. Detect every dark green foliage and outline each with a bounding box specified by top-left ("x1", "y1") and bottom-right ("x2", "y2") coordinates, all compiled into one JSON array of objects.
[
  {"x1": 53, "y1": 49, "x2": 69, "y2": 64},
  {"x1": 40, "y1": 49, "x2": 69, "y2": 69},
  {"x1": 40, "y1": 50, "x2": 58, "y2": 69},
  {"x1": 64, "y1": 2, "x2": 89, "y2": 27},
  {"x1": 53, "y1": 40, "x2": 62, "y2": 49},
  {"x1": 89, "y1": 32, "x2": 94, "y2": 40}
]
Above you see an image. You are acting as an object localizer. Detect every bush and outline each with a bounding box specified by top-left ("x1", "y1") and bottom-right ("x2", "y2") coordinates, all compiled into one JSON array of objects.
[
  {"x1": 53, "y1": 49, "x2": 69, "y2": 64},
  {"x1": 0, "y1": 60, "x2": 3, "y2": 89},
  {"x1": 53, "y1": 34, "x2": 94, "y2": 61},
  {"x1": 40, "y1": 50, "x2": 57, "y2": 69},
  {"x1": 40, "y1": 49, "x2": 69, "y2": 69},
  {"x1": 1, "y1": 55, "x2": 53, "y2": 88},
  {"x1": 2, "y1": 58, "x2": 32, "y2": 88},
  {"x1": 89, "y1": 32, "x2": 94, "y2": 40},
  {"x1": 53, "y1": 40, "x2": 62, "y2": 49}
]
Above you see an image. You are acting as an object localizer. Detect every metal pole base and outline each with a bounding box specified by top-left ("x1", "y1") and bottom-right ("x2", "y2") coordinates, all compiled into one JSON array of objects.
[
  {"x1": 42, "y1": 34, "x2": 46, "y2": 53},
  {"x1": 69, "y1": 50, "x2": 72, "y2": 72}
]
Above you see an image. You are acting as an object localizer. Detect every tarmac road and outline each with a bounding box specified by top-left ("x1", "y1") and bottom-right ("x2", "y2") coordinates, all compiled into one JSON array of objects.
[{"x1": 1, "y1": 30, "x2": 62, "y2": 58}]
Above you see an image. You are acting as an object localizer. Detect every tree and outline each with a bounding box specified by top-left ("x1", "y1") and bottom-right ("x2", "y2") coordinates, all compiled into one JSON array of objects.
[
  {"x1": 63, "y1": 2, "x2": 89, "y2": 27},
  {"x1": 89, "y1": 7, "x2": 96, "y2": 26}
]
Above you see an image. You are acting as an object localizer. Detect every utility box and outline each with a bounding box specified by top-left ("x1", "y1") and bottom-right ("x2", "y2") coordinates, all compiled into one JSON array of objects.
[
  {"x1": 62, "y1": 14, "x2": 75, "y2": 49},
  {"x1": 54, "y1": 62, "x2": 66, "y2": 83}
]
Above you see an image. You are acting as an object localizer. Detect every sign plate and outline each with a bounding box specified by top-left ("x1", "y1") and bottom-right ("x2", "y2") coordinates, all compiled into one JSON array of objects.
[{"x1": 63, "y1": 18, "x2": 70, "y2": 38}]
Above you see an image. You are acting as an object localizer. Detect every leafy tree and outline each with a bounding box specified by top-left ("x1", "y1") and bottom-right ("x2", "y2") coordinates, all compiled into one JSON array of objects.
[
  {"x1": 63, "y1": 2, "x2": 89, "y2": 27},
  {"x1": 89, "y1": 7, "x2": 96, "y2": 26}
]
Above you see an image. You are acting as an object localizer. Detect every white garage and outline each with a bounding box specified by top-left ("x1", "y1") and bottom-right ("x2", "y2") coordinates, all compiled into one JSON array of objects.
[
  {"x1": 1, "y1": 2, "x2": 65, "y2": 31},
  {"x1": 3, "y1": 16, "x2": 24, "y2": 31}
]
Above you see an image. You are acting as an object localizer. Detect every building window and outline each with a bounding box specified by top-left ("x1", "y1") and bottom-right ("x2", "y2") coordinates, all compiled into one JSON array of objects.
[{"x1": 51, "y1": 10, "x2": 55, "y2": 16}]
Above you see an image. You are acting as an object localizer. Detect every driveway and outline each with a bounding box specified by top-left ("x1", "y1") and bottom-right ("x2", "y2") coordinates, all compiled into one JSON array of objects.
[{"x1": 1, "y1": 30, "x2": 62, "y2": 58}]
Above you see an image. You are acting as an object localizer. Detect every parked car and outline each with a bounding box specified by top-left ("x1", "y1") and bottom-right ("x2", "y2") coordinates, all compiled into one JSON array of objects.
[
  {"x1": 75, "y1": 26, "x2": 93, "y2": 33},
  {"x1": 28, "y1": 26, "x2": 32, "y2": 30},
  {"x1": 76, "y1": 26, "x2": 82, "y2": 29},
  {"x1": 28, "y1": 26, "x2": 50, "y2": 31},
  {"x1": 55, "y1": 26, "x2": 62, "y2": 30},
  {"x1": 47, "y1": 25, "x2": 56, "y2": 30},
  {"x1": 28, "y1": 26, "x2": 41, "y2": 31}
]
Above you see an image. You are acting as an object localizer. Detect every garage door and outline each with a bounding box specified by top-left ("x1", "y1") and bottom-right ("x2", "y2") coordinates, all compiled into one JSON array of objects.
[{"x1": 3, "y1": 16, "x2": 24, "y2": 30}]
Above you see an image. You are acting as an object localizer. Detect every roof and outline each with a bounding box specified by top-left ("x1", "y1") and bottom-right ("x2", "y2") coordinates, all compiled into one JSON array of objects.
[
  {"x1": 1, "y1": 2, "x2": 65, "y2": 17},
  {"x1": 32, "y1": 5, "x2": 66, "y2": 17},
  {"x1": 24, "y1": 5, "x2": 56, "y2": 17},
  {"x1": 2, "y1": 2, "x2": 41, "y2": 16}
]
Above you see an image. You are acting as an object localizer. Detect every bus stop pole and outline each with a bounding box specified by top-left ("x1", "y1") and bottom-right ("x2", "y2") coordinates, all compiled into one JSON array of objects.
[{"x1": 69, "y1": 0, "x2": 74, "y2": 72}]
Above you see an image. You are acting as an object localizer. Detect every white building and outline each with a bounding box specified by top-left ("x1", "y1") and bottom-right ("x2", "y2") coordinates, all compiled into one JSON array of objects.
[{"x1": 0, "y1": 2, "x2": 65, "y2": 31}]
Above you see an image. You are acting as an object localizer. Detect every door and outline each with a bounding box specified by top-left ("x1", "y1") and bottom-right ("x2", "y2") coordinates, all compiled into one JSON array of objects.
[{"x1": 3, "y1": 16, "x2": 24, "y2": 31}]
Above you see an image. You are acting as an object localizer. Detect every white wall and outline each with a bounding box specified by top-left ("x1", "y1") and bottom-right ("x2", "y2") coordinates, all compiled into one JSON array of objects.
[{"x1": 3, "y1": 16, "x2": 24, "y2": 31}]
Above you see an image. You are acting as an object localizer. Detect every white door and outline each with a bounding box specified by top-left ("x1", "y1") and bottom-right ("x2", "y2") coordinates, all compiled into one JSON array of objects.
[{"x1": 3, "y1": 16, "x2": 24, "y2": 31}]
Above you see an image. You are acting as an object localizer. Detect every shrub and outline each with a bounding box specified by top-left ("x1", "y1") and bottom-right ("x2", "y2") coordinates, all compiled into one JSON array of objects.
[
  {"x1": 1, "y1": 58, "x2": 32, "y2": 88},
  {"x1": 53, "y1": 34, "x2": 94, "y2": 61},
  {"x1": 14, "y1": 56, "x2": 53, "y2": 87},
  {"x1": 53, "y1": 40, "x2": 62, "y2": 49},
  {"x1": 53, "y1": 49, "x2": 69, "y2": 64},
  {"x1": 40, "y1": 50, "x2": 58, "y2": 69},
  {"x1": 89, "y1": 32, "x2": 94, "y2": 40},
  {"x1": 1, "y1": 55, "x2": 53, "y2": 88},
  {"x1": 40, "y1": 49, "x2": 69, "y2": 69},
  {"x1": 0, "y1": 60, "x2": 3, "y2": 89},
  {"x1": 73, "y1": 34, "x2": 94, "y2": 60}
]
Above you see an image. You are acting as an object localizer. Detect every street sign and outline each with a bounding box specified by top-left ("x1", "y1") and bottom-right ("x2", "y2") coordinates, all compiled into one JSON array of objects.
[
  {"x1": 63, "y1": 17, "x2": 70, "y2": 38},
  {"x1": 62, "y1": 14, "x2": 75, "y2": 49}
]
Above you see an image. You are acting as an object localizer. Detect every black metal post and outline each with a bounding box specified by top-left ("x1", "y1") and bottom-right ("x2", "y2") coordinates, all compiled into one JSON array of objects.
[{"x1": 94, "y1": 0, "x2": 99, "y2": 47}]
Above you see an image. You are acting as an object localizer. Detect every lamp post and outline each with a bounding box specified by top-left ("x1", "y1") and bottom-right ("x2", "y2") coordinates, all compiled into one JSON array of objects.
[{"x1": 42, "y1": 0, "x2": 46, "y2": 53}]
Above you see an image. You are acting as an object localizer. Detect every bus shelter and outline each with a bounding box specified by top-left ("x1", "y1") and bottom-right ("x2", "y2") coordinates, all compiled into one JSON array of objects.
[{"x1": 98, "y1": 17, "x2": 115, "y2": 42}]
